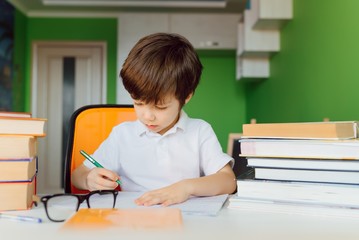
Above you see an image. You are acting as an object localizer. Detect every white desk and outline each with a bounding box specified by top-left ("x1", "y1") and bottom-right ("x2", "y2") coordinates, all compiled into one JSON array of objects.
[{"x1": 1, "y1": 194, "x2": 359, "y2": 240}]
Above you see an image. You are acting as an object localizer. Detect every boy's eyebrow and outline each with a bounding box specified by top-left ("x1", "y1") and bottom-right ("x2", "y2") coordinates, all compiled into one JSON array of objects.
[
  {"x1": 156, "y1": 99, "x2": 175, "y2": 106},
  {"x1": 156, "y1": 101, "x2": 169, "y2": 106}
]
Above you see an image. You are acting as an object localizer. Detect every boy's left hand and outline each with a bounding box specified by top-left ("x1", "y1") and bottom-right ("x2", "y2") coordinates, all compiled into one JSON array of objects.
[{"x1": 135, "y1": 180, "x2": 191, "y2": 207}]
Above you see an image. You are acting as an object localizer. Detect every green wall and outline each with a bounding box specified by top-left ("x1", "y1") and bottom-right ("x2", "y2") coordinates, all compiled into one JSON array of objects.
[
  {"x1": 11, "y1": 0, "x2": 359, "y2": 158},
  {"x1": 185, "y1": 51, "x2": 246, "y2": 150},
  {"x1": 14, "y1": 14, "x2": 246, "y2": 150},
  {"x1": 23, "y1": 17, "x2": 118, "y2": 111},
  {"x1": 245, "y1": 0, "x2": 359, "y2": 123}
]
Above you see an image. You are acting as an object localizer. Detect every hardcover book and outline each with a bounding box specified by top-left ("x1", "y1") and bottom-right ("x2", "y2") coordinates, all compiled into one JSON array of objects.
[
  {"x1": 0, "y1": 135, "x2": 37, "y2": 159},
  {"x1": 242, "y1": 121, "x2": 359, "y2": 140},
  {"x1": 0, "y1": 116, "x2": 46, "y2": 136},
  {"x1": 0, "y1": 157, "x2": 37, "y2": 181},
  {"x1": 233, "y1": 179, "x2": 359, "y2": 208},
  {"x1": 246, "y1": 157, "x2": 359, "y2": 171},
  {"x1": 239, "y1": 138, "x2": 359, "y2": 159},
  {"x1": 0, "y1": 111, "x2": 31, "y2": 118},
  {"x1": 0, "y1": 176, "x2": 36, "y2": 211},
  {"x1": 253, "y1": 168, "x2": 359, "y2": 184}
]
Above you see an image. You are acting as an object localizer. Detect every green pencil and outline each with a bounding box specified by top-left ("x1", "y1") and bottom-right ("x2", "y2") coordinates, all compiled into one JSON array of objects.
[{"x1": 80, "y1": 150, "x2": 122, "y2": 185}]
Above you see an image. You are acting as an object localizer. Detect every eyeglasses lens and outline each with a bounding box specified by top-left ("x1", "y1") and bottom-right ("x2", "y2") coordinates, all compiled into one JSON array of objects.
[
  {"x1": 46, "y1": 195, "x2": 79, "y2": 222},
  {"x1": 88, "y1": 192, "x2": 116, "y2": 209}
]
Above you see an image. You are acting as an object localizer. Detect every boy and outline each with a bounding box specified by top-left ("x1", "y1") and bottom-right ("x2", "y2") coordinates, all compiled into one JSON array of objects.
[{"x1": 72, "y1": 33, "x2": 236, "y2": 206}]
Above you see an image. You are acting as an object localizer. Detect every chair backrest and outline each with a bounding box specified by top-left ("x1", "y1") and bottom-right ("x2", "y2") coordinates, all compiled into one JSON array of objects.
[{"x1": 64, "y1": 104, "x2": 137, "y2": 194}]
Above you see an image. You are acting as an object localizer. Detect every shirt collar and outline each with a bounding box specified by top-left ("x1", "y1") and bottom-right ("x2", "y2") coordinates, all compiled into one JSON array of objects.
[{"x1": 136, "y1": 110, "x2": 189, "y2": 137}]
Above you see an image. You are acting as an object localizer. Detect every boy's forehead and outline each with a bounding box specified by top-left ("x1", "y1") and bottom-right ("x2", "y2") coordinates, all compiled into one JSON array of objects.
[
  {"x1": 158, "y1": 95, "x2": 177, "y2": 104},
  {"x1": 135, "y1": 94, "x2": 177, "y2": 105}
]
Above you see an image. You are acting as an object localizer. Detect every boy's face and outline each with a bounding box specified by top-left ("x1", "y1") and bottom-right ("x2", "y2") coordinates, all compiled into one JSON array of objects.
[{"x1": 133, "y1": 95, "x2": 182, "y2": 135}]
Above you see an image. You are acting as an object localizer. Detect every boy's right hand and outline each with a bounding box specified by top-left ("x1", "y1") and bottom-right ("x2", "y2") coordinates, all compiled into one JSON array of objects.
[{"x1": 86, "y1": 168, "x2": 120, "y2": 191}]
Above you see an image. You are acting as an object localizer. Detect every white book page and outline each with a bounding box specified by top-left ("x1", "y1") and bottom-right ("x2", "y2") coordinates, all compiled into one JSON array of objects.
[{"x1": 53, "y1": 192, "x2": 228, "y2": 216}]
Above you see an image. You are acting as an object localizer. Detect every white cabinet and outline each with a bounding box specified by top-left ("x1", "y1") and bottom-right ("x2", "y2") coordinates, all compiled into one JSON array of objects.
[
  {"x1": 239, "y1": 4, "x2": 280, "y2": 56},
  {"x1": 253, "y1": 0, "x2": 293, "y2": 30},
  {"x1": 236, "y1": 0, "x2": 292, "y2": 80},
  {"x1": 117, "y1": 13, "x2": 241, "y2": 104},
  {"x1": 170, "y1": 13, "x2": 240, "y2": 49},
  {"x1": 237, "y1": 57, "x2": 270, "y2": 79}
]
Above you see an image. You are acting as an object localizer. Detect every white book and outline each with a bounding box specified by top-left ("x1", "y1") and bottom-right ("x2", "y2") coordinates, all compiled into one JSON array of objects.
[
  {"x1": 234, "y1": 179, "x2": 359, "y2": 208},
  {"x1": 228, "y1": 197, "x2": 359, "y2": 218},
  {"x1": 254, "y1": 168, "x2": 359, "y2": 184},
  {"x1": 239, "y1": 138, "x2": 359, "y2": 159},
  {"x1": 247, "y1": 157, "x2": 359, "y2": 171}
]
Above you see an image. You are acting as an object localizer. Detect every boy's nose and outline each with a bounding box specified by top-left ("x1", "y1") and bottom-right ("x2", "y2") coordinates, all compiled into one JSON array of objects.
[{"x1": 143, "y1": 109, "x2": 155, "y2": 121}]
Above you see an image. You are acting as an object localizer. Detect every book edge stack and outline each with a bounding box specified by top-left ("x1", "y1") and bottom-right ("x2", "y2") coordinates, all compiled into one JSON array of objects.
[
  {"x1": 0, "y1": 111, "x2": 46, "y2": 211},
  {"x1": 229, "y1": 120, "x2": 359, "y2": 217}
]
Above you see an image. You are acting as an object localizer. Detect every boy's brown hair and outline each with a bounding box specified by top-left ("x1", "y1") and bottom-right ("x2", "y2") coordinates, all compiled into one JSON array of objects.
[{"x1": 120, "y1": 32, "x2": 203, "y2": 107}]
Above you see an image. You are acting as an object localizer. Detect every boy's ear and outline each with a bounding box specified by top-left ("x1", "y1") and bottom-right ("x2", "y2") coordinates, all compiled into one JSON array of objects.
[{"x1": 185, "y1": 93, "x2": 193, "y2": 104}]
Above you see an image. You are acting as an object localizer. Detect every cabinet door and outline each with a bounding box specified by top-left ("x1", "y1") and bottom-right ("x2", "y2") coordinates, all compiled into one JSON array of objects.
[
  {"x1": 170, "y1": 13, "x2": 240, "y2": 49},
  {"x1": 117, "y1": 13, "x2": 169, "y2": 104}
]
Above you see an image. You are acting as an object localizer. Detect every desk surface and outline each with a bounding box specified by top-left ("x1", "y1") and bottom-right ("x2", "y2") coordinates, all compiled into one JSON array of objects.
[{"x1": 1, "y1": 193, "x2": 359, "y2": 240}]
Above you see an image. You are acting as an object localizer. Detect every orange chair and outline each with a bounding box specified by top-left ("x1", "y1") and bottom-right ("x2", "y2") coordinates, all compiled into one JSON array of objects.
[{"x1": 64, "y1": 104, "x2": 137, "y2": 194}]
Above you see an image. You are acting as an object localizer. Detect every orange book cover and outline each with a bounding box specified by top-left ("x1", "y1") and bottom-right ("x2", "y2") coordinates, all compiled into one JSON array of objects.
[{"x1": 62, "y1": 208, "x2": 183, "y2": 230}]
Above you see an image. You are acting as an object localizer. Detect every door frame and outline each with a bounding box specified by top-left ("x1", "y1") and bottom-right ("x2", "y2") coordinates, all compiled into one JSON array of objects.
[
  {"x1": 31, "y1": 41, "x2": 107, "y2": 193},
  {"x1": 31, "y1": 41, "x2": 107, "y2": 117}
]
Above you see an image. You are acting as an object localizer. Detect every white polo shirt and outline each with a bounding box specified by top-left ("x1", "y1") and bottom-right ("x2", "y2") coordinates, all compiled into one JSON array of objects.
[{"x1": 83, "y1": 111, "x2": 233, "y2": 192}]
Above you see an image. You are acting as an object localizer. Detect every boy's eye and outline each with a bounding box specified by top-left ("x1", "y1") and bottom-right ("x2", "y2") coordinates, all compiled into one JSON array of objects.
[
  {"x1": 134, "y1": 102, "x2": 144, "y2": 106},
  {"x1": 156, "y1": 106, "x2": 167, "y2": 110}
]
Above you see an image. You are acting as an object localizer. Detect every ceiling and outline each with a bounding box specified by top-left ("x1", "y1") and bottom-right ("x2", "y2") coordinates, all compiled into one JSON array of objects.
[{"x1": 7, "y1": 0, "x2": 246, "y2": 17}]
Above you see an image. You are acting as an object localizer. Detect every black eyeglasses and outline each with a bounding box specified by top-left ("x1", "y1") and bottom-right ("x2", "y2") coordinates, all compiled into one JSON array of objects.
[{"x1": 40, "y1": 190, "x2": 118, "y2": 222}]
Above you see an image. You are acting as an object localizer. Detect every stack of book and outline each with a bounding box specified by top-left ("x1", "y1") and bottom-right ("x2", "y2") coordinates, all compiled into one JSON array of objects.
[
  {"x1": 0, "y1": 112, "x2": 46, "y2": 211},
  {"x1": 228, "y1": 121, "x2": 359, "y2": 216}
]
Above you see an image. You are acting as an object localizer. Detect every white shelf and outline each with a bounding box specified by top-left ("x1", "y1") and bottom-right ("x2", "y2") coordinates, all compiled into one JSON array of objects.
[
  {"x1": 253, "y1": 0, "x2": 293, "y2": 30},
  {"x1": 236, "y1": 0, "x2": 292, "y2": 80},
  {"x1": 237, "y1": 56, "x2": 269, "y2": 80},
  {"x1": 237, "y1": 22, "x2": 279, "y2": 57}
]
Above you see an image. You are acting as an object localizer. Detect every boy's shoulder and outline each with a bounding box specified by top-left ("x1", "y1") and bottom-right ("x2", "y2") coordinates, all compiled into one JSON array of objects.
[
  {"x1": 187, "y1": 116, "x2": 209, "y2": 124},
  {"x1": 185, "y1": 115, "x2": 212, "y2": 130}
]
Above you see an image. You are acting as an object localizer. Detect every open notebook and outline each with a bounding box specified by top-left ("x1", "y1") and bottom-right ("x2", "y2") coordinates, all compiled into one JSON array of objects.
[
  {"x1": 111, "y1": 192, "x2": 228, "y2": 216},
  {"x1": 62, "y1": 192, "x2": 228, "y2": 230},
  {"x1": 56, "y1": 192, "x2": 228, "y2": 217}
]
